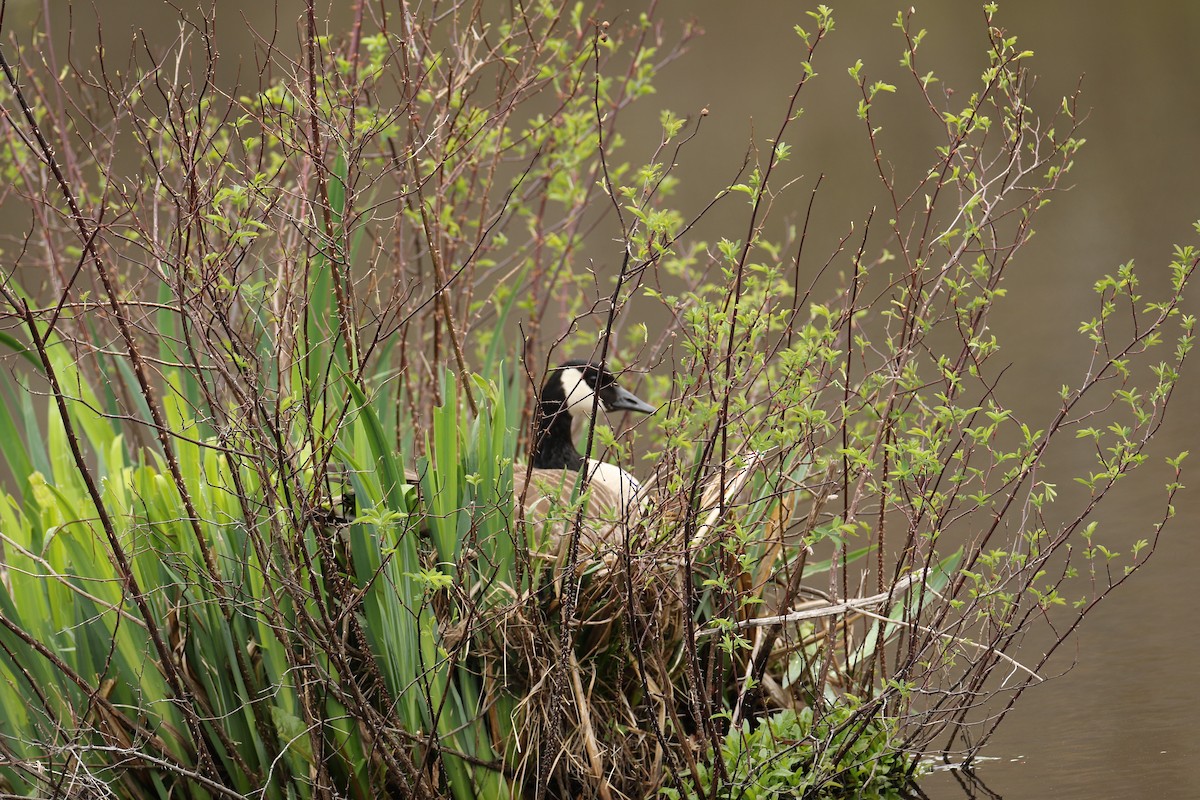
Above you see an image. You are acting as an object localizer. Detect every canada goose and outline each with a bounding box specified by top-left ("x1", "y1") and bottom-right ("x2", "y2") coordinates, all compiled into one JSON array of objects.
[
  {"x1": 326, "y1": 363, "x2": 654, "y2": 554},
  {"x1": 517, "y1": 361, "x2": 655, "y2": 551}
]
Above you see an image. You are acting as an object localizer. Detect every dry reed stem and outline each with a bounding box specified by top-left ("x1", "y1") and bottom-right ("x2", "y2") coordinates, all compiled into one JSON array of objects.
[
  {"x1": 715, "y1": 568, "x2": 931, "y2": 634},
  {"x1": 568, "y1": 649, "x2": 615, "y2": 800}
]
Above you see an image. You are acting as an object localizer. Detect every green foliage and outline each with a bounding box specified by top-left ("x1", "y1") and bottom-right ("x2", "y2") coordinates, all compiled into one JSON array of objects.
[
  {"x1": 0, "y1": 339, "x2": 536, "y2": 798},
  {"x1": 664, "y1": 703, "x2": 916, "y2": 800}
]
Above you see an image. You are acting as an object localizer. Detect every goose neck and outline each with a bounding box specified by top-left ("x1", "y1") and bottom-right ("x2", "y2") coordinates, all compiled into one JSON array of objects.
[{"x1": 532, "y1": 398, "x2": 583, "y2": 470}]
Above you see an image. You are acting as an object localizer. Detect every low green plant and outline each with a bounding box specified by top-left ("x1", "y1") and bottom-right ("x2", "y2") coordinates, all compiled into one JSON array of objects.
[{"x1": 663, "y1": 703, "x2": 916, "y2": 800}]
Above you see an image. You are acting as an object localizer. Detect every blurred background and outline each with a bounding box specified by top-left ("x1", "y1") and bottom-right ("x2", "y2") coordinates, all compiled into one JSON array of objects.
[{"x1": 3, "y1": 0, "x2": 1197, "y2": 796}]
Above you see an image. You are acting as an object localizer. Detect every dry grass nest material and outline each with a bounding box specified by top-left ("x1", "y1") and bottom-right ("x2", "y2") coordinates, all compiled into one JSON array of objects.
[{"x1": 450, "y1": 452, "x2": 822, "y2": 797}]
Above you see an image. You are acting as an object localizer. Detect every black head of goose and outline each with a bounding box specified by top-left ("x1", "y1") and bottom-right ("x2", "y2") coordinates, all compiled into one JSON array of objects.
[{"x1": 518, "y1": 361, "x2": 655, "y2": 548}]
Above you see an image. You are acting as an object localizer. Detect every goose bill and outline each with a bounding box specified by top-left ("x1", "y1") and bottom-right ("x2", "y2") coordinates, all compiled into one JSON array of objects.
[{"x1": 605, "y1": 386, "x2": 655, "y2": 415}]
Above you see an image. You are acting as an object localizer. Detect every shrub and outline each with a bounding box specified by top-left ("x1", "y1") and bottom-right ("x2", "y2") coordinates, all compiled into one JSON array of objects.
[{"x1": 0, "y1": 2, "x2": 1191, "y2": 799}]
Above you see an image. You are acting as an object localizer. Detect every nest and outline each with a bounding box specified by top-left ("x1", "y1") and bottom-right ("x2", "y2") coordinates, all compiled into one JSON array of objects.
[
  {"x1": 443, "y1": 455, "x2": 795, "y2": 798},
  {"x1": 422, "y1": 450, "x2": 849, "y2": 799}
]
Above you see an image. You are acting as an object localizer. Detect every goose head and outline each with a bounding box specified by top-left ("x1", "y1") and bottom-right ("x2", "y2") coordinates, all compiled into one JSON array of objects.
[{"x1": 531, "y1": 360, "x2": 655, "y2": 470}]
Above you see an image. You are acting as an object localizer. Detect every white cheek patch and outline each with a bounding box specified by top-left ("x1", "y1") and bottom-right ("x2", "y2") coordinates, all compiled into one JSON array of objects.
[{"x1": 559, "y1": 367, "x2": 596, "y2": 421}]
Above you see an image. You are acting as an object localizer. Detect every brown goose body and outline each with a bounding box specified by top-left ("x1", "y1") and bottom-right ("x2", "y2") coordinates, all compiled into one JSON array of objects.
[{"x1": 515, "y1": 465, "x2": 638, "y2": 554}]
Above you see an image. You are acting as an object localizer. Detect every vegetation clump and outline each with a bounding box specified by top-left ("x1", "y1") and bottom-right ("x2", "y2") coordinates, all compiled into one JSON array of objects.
[
  {"x1": 665, "y1": 703, "x2": 914, "y2": 800},
  {"x1": 0, "y1": 2, "x2": 1191, "y2": 799}
]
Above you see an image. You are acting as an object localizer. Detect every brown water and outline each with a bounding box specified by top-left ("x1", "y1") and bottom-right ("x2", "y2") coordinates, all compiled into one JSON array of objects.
[{"x1": 6, "y1": 1, "x2": 1199, "y2": 797}]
